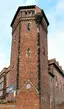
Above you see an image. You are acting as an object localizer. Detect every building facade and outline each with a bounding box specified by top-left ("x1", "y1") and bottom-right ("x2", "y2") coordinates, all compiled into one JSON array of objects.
[
  {"x1": 0, "y1": 67, "x2": 10, "y2": 100},
  {"x1": 0, "y1": 5, "x2": 64, "y2": 109},
  {"x1": 48, "y1": 59, "x2": 64, "y2": 109},
  {"x1": 9, "y1": 5, "x2": 49, "y2": 109}
]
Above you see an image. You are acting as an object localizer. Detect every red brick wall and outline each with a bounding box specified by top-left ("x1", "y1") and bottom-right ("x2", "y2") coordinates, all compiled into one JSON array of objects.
[
  {"x1": 9, "y1": 7, "x2": 40, "y2": 107},
  {"x1": 56, "y1": 103, "x2": 64, "y2": 109},
  {"x1": 0, "y1": 103, "x2": 15, "y2": 109},
  {"x1": 54, "y1": 67, "x2": 64, "y2": 104},
  {"x1": 16, "y1": 80, "x2": 39, "y2": 109},
  {"x1": 48, "y1": 61, "x2": 64, "y2": 109},
  {"x1": 10, "y1": 24, "x2": 19, "y2": 88},
  {"x1": 19, "y1": 20, "x2": 38, "y2": 88},
  {"x1": 8, "y1": 5, "x2": 50, "y2": 109},
  {"x1": 40, "y1": 24, "x2": 49, "y2": 109}
]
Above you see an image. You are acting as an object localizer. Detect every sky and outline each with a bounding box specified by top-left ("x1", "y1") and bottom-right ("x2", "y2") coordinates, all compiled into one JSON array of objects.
[{"x1": 0, "y1": 0, "x2": 64, "y2": 71}]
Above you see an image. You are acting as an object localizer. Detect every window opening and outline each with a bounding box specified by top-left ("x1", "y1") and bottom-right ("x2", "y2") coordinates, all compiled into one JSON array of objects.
[{"x1": 27, "y1": 23, "x2": 31, "y2": 31}]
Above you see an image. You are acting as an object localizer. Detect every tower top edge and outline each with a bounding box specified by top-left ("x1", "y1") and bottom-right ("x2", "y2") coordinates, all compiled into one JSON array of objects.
[{"x1": 10, "y1": 5, "x2": 49, "y2": 27}]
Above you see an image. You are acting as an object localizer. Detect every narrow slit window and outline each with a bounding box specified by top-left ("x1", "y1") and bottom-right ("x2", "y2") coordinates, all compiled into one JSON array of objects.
[
  {"x1": 27, "y1": 48, "x2": 30, "y2": 56},
  {"x1": 27, "y1": 23, "x2": 30, "y2": 31}
]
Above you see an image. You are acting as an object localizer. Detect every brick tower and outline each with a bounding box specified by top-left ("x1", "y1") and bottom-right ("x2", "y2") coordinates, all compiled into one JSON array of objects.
[{"x1": 10, "y1": 5, "x2": 49, "y2": 109}]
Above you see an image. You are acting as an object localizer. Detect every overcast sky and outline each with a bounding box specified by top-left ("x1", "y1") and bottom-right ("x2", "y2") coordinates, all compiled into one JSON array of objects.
[{"x1": 0, "y1": 0, "x2": 64, "y2": 71}]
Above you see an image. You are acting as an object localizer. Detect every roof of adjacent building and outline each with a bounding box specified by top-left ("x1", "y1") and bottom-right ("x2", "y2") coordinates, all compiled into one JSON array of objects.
[
  {"x1": 11, "y1": 5, "x2": 49, "y2": 27},
  {"x1": 0, "y1": 66, "x2": 10, "y2": 76},
  {"x1": 48, "y1": 58, "x2": 64, "y2": 77}
]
